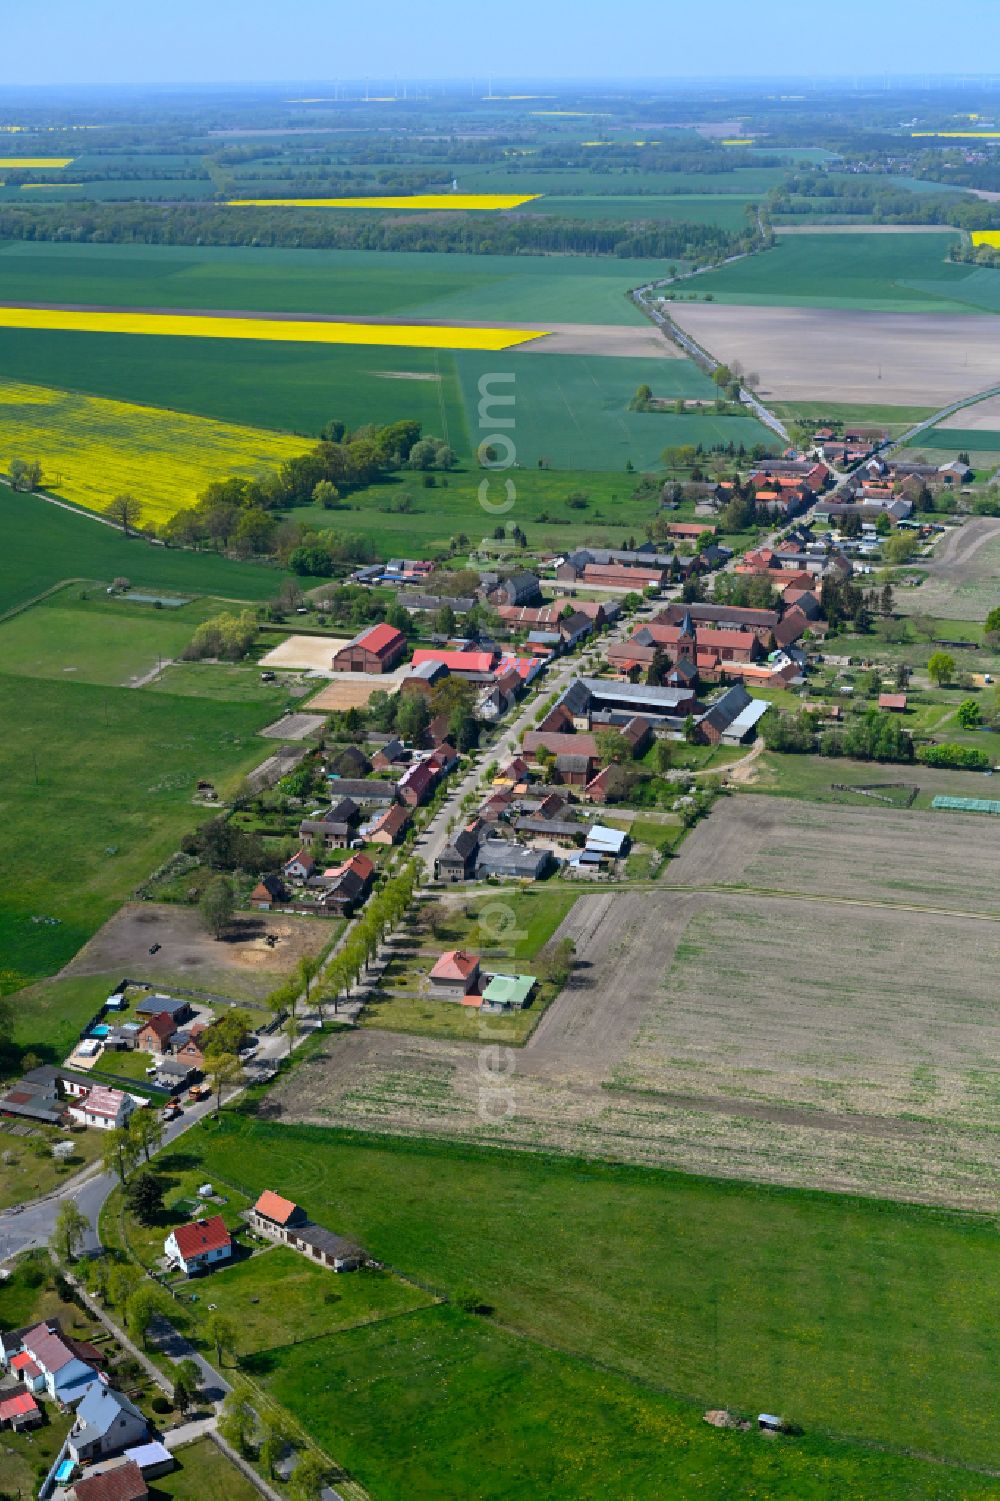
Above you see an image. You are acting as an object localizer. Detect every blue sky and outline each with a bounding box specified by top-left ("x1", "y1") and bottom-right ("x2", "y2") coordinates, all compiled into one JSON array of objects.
[{"x1": 4, "y1": 0, "x2": 999, "y2": 86}]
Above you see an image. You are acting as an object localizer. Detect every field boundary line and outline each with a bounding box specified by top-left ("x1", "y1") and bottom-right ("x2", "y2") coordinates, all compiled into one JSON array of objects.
[{"x1": 0, "y1": 575, "x2": 89, "y2": 625}]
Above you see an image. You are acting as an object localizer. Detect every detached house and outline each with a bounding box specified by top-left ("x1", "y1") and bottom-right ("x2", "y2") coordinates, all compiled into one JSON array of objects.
[
  {"x1": 164, "y1": 1214, "x2": 233, "y2": 1276},
  {"x1": 283, "y1": 850, "x2": 316, "y2": 884},
  {"x1": 137, "y1": 1013, "x2": 176, "y2": 1055},
  {"x1": 248, "y1": 1191, "x2": 364, "y2": 1272},
  {"x1": 68, "y1": 1383, "x2": 149, "y2": 1464},
  {"x1": 429, "y1": 949, "x2": 481, "y2": 996}
]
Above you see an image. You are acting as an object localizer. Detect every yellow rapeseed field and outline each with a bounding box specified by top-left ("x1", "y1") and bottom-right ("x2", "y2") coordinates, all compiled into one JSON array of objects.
[
  {"x1": 226, "y1": 193, "x2": 539, "y2": 210},
  {"x1": 0, "y1": 157, "x2": 73, "y2": 167},
  {"x1": 0, "y1": 380, "x2": 310, "y2": 525},
  {"x1": 971, "y1": 231, "x2": 1000, "y2": 248},
  {"x1": 0, "y1": 306, "x2": 543, "y2": 352}
]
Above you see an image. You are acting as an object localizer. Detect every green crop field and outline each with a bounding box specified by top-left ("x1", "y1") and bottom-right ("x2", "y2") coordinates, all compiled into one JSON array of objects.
[
  {"x1": 922, "y1": 426, "x2": 1000, "y2": 449},
  {"x1": 687, "y1": 231, "x2": 985, "y2": 311},
  {"x1": 188, "y1": 1117, "x2": 1000, "y2": 1487},
  {"x1": 0, "y1": 179, "x2": 217, "y2": 202},
  {"x1": 0, "y1": 673, "x2": 272, "y2": 982},
  {"x1": 454, "y1": 165, "x2": 789, "y2": 195},
  {"x1": 452, "y1": 350, "x2": 764, "y2": 470},
  {"x1": 0, "y1": 330, "x2": 469, "y2": 444},
  {"x1": 0, "y1": 240, "x2": 660, "y2": 324},
  {"x1": 0, "y1": 489, "x2": 286, "y2": 617}
]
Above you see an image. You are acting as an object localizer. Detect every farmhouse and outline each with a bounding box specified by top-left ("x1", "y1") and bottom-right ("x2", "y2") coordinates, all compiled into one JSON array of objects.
[
  {"x1": 250, "y1": 873, "x2": 289, "y2": 910},
  {"x1": 435, "y1": 824, "x2": 482, "y2": 882},
  {"x1": 247, "y1": 1191, "x2": 364, "y2": 1272},
  {"x1": 331, "y1": 623, "x2": 406, "y2": 674},
  {"x1": 298, "y1": 796, "x2": 359, "y2": 846},
  {"x1": 367, "y1": 804, "x2": 411, "y2": 845},
  {"x1": 397, "y1": 758, "x2": 438, "y2": 807},
  {"x1": 318, "y1": 851, "x2": 374, "y2": 916},
  {"x1": 68, "y1": 1085, "x2": 135, "y2": 1132},
  {"x1": 282, "y1": 850, "x2": 316, "y2": 884},
  {"x1": 484, "y1": 570, "x2": 542, "y2": 607},
  {"x1": 164, "y1": 1214, "x2": 233, "y2": 1275}
]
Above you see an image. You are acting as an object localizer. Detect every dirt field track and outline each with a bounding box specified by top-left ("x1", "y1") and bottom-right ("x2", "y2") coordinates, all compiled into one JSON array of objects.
[
  {"x1": 269, "y1": 797, "x2": 1000, "y2": 1209},
  {"x1": 668, "y1": 303, "x2": 1000, "y2": 405}
]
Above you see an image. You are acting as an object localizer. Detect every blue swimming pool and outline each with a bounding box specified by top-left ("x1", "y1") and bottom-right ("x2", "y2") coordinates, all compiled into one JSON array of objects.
[
  {"x1": 89, "y1": 1024, "x2": 110, "y2": 1038},
  {"x1": 55, "y1": 1459, "x2": 75, "y2": 1483}
]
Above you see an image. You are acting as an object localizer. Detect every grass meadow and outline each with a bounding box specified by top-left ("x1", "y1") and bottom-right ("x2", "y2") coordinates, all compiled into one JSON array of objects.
[
  {"x1": 0, "y1": 585, "x2": 243, "y2": 686},
  {"x1": 0, "y1": 489, "x2": 284, "y2": 616},
  {"x1": 188, "y1": 1116, "x2": 1000, "y2": 1486},
  {"x1": 259, "y1": 1302, "x2": 1000, "y2": 1501},
  {"x1": 0, "y1": 672, "x2": 271, "y2": 982}
]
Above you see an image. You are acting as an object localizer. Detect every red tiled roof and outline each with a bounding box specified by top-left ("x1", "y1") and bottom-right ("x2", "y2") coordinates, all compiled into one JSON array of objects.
[
  {"x1": 170, "y1": 1214, "x2": 231, "y2": 1261},
  {"x1": 71, "y1": 1459, "x2": 148, "y2": 1501},
  {"x1": 0, "y1": 1390, "x2": 37, "y2": 1421},
  {"x1": 411, "y1": 649, "x2": 497, "y2": 674},
  {"x1": 878, "y1": 693, "x2": 907, "y2": 710},
  {"x1": 253, "y1": 1190, "x2": 299, "y2": 1226},
  {"x1": 430, "y1": 949, "x2": 480, "y2": 982},
  {"x1": 10, "y1": 1352, "x2": 39, "y2": 1374},
  {"x1": 355, "y1": 623, "x2": 406, "y2": 658}
]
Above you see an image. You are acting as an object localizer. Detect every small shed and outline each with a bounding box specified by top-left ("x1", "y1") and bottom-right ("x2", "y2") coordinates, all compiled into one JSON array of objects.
[{"x1": 878, "y1": 692, "x2": 907, "y2": 712}]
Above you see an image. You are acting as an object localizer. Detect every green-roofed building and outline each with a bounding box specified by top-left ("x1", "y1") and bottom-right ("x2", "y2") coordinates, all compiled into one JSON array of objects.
[{"x1": 481, "y1": 973, "x2": 537, "y2": 1011}]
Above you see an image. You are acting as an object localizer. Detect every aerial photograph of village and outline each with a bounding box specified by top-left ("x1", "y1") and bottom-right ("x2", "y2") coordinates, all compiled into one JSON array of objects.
[{"x1": 2, "y1": 1, "x2": 1000, "y2": 1497}]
